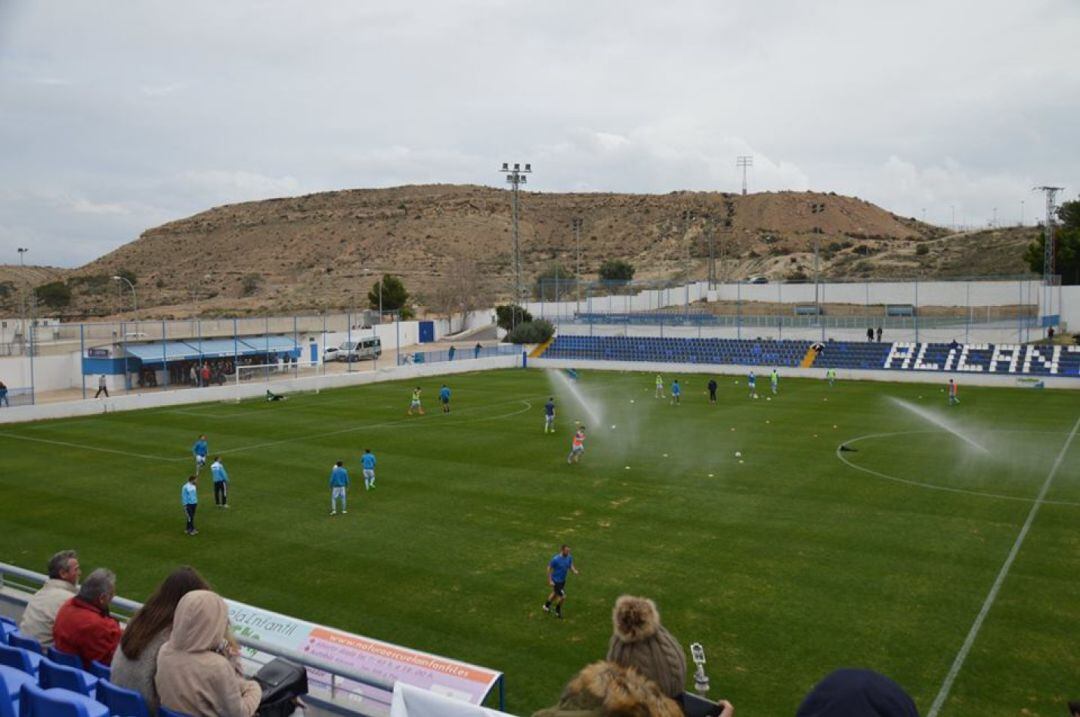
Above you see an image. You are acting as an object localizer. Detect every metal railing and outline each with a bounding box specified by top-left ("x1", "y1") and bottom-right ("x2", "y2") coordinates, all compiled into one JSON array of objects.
[{"x1": 0, "y1": 562, "x2": 403, "y2": 716}]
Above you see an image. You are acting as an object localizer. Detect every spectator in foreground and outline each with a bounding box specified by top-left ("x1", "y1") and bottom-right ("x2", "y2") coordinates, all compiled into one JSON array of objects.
[
  {"x1": 794, "y1": 668, "x2": 918, "y2": 717},
  {"x1": 53, "y1": 568, "x2": 122, "y2": 668},
  {"x1": 156, "y1": 590, "x2": 261, "y2": 717},
  {"x1": 18, "y1": 550, "x2": 80, "y2": 647},
  {"x1": 605, "y1": 595, "x2": 687, "y2": 699},
  {"x1": 112, "y1": 567, "x2": 213, "y2": 715},
  {"x1": 531, "y1": 661, "x2": 688, "y2": 717}
]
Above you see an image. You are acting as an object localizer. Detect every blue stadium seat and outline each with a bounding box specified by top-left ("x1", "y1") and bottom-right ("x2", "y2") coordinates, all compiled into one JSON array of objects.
[
  {"x1": 41, "y1": 653, "x2": 78, "y2": 673},
  {"x1": 95, "y1": 681, "x2": 148, "y2": 717},
  {"x1": 37, "y1": 659, "x2": 97, "y2": 697},
  {"x1": 157, "y1": 707, "x2": 193, "y2": 717},
  {"x1": 0, "y1": 665, "x2": 34, "y2": 717},
  {"x1": 84, "y1": 664, "x2": 108, "y2": 684},
  {"x1": 18, "y1": 682, "x2": 108, "y2": 717},
  {"x1": 5, "y1": 635, "x2": 40, "y2": 656},
  {"x1": 0, "y1": 645, "x2": 40, "y2": 677}
]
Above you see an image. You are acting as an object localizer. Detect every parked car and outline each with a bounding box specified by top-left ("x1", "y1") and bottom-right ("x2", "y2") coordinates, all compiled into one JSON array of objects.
[
  {"x1": 325, "y1": 337, "x2": 382, "y2": 362},
  {"x1": 747, "y1": 276, "x2": 768, "y2": 285}
]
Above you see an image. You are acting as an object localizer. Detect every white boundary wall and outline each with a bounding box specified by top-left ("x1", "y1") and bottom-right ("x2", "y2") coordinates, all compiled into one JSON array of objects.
[
  {"x1": 0, "y1": 355, "x2": 521, "y2": 425},
  {"x1": 531, "y1": 357, "x2": 1080, "y2": 390}
]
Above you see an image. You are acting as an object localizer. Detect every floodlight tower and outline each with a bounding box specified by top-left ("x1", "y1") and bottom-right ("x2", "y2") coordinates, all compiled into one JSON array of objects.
[
  {"x1": 736, "y1": 156, "x2": 753, "y2": 196},
  {"x1": 572, "y1": 217, "x2": 584, "y2": 311},
  {"x1": 500, "y1": 162, "x2": 531, "y2": 317},
  {"x1": 1035, "y1": 185, "x2": 1063, "y2": 323}
]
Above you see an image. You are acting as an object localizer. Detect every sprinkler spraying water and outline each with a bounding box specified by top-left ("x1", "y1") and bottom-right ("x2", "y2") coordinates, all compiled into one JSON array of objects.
[
  {"x1": 889, "y1": 397, "x2": 990, "y2": 454},
  {"x1": 548, "y1": 370, "x2": 604, "y2": 427}
]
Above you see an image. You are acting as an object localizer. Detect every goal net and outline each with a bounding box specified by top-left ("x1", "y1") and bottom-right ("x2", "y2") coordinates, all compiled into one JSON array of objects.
[{"x1": 232, "y1": 361, "x2": 324, "y2": 401}]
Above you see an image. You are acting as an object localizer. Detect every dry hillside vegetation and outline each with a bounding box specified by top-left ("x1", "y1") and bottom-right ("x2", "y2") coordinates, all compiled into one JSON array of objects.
[{"x1": 10, "y1": 185, "x2": 1037, "y2": 319}]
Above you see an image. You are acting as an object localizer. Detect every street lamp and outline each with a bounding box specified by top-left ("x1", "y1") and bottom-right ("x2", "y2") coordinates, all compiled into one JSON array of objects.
[
  {"x1": 112, "y1": 275, "x2": 137, "y2": 319},
  {"x1": 572, "y1": 218, "x2": 583, "y2": 314},
  {"x1": 500, "y1": 161, "x2": 531, "y2": 328}
]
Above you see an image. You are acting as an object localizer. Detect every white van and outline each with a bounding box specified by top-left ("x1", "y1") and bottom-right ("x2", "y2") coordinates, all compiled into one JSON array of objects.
[{"x1": 325, "y1": 337, "x2": 382, "y2": 362}]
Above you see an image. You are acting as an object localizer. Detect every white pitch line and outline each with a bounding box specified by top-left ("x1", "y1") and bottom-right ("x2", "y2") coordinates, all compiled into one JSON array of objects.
[
  {"x1": 926, "y1": 415, "x2": 1080, "y2": 717},
  {"x1": 0, "y1": 432, "x2": 183, "y2": 463}
]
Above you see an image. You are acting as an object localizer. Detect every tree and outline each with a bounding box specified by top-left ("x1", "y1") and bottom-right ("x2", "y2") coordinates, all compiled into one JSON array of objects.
[
  {"x1": 115, "y1": 268, "x2": 137, "y2": 286},
  {"x1": 34, "y1": 281, "x2": 71, "y2": 309},
  {"x1": 368, "y1": 274, "x2": 414, "y2": 319},
  {"x1": 599, "y1": 259, "x2": 635, "y2": 283},
  {"x1": 240, "y1": 273, "x2": 262, "y2": 297},
  {"x1": 426, "y1": 259, "x2": 493, "y2": 333},
  {"x1": 533, "y1": 263, "x2": 577, "y2": 301},
  {"x1": 496, "y1": 304, "x2": 532, "y2": 332},
  {"x1": 1025, "y1": 199, "x2": 1080, "y2": 285}
]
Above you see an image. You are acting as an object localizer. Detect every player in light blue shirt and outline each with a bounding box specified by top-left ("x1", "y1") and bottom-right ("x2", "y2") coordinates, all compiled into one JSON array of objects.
[
  {"x1": 439, "y1": 384, "x2": 452, "y2": 414},
  {"x1": 192, "y1": 435, "x2": 209, "y2": 475},
  {"x1": 210, "y1": 456, "x2": 230, "y2": 508},
  {"x1": 671, "y1": 379, "x2": 681, "y2": 405},
  {"x1": 542, "y1": 544, "x2": 579, "y2": 619},
  {"x1": 747, "y1": 371, "x2": 757, "y2": 398},
  {"x1": 361, "y1": 449, "x2": 377, "y2": 490},
  {"x1": 329, "y1": 461, "x2": 349, "y2": 515},
  {"x1": 181, "y1": 475, "x2": 198, "y2": 536}
]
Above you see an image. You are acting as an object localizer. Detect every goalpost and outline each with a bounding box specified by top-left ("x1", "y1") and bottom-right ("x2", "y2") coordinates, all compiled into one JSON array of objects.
[{"x1": 232, "y1": 360, "x2": 324, "y2": 402}]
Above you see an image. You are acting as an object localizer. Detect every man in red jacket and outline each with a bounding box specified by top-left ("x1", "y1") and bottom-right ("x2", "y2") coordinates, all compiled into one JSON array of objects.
[{"x1": 53, "y1": 568, "x2": 121, "y2": 668}]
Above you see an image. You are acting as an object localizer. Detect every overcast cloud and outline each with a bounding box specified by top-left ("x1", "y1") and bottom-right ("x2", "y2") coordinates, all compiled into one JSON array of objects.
[{"x1": 1, "y1": 0, "x2": 1077, "y2": 267}]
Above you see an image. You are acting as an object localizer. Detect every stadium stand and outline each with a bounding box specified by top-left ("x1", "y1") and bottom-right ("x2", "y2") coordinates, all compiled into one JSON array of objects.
[
  {"x1": 544, "y1": 336, "x2": 812, "y2": 366},
  {"x1": 540, "y1": 336, "x2": 1080, "y2": 377}
]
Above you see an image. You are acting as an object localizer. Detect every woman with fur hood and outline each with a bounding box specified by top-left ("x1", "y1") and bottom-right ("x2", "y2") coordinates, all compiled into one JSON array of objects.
[
  {"x1": 155, "y1": 590, "x2": 262, "y2": 717},
  {"x1": 531, "y1": 661, "x2": 684, "y2": 717},
  {"x1": 605, "y1": 595, "x2": 687, "y2": 699}
]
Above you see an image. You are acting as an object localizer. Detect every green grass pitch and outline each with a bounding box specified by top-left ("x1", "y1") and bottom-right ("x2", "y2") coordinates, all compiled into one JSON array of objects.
[{"x1": 2, "y1": 369, "x2": 1079, "y2": 716}]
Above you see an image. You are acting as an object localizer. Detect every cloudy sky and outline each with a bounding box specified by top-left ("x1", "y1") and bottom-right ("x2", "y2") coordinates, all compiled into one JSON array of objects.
[{"x1": 1, "y1": 0, "x2": 1077, "y2": 267}]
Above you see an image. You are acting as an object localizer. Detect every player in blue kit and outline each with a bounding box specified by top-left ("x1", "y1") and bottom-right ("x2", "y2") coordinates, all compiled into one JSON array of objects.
[
  {"x1": 361, "y1": 448, "x2": 377, "y2": 490},
  {"x1": 543, "y1": 397, "x2": 556, "y2": 434},
  {"x1": 747, "y1": 371, "x2": 757, "y2": 398},
  {"x1": 671, "y1": 379, "x2": 681, "y2": 405},
  {"x1": 542, "y1": 544, "x2": 580, "y2": 618},
  {"x1": 439, "y1": 384, "x2": 451, "y2": 414}
]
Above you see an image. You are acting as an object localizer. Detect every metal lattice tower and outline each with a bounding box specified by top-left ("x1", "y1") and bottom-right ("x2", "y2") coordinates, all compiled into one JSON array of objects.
[
  {"x1": 736, "y1": 156, "x2": 753, "y2": 196},
  {"x1": 500, "y1": 162, "x2": 532, "y2": 316},
  {"x1": 1035, "y1": 186, "x2": 1063, "y2": 284}
]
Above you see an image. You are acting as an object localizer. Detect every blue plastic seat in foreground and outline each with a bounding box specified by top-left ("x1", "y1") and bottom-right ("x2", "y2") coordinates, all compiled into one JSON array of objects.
[
  {"x1": 158, "y1": 707, "x2": 194, "y2": 717},
  {"x1": 18, "y1": 682, "x2": 108, "y2": 717},
  {"x1": 84, "y1": 663, "x2": 109, "y2": 684},
  {"x1": 42, "y1": 652, "x2": 79, "y2": 672},
  {"x1": 4, "y1": 635, "x2": 40, "y2": 657},
  {"x1": 95, "y1": 680, "x2": 149, "y2": 717},
  {"x1": 0, "y1": 645, "x2": 40, "y2": 677},
  {"x1": 0, "y1": 664, "x2": 34, "y2": 717},
  {"x1": 37, "y1": 658, "x2": 98, "y2": 697}
]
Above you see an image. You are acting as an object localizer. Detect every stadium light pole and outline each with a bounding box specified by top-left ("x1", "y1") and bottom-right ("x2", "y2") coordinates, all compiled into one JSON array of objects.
[
  {"x1": 1034, "y1": 185, "x2": 1063, "y2": 327},
  {"x1": 500, "y1": 162, "x2": 531, "y2": 328},
  {"x1": 16, "y1": 248, "x2": 29, "y2": 342},
  {"x1": 572, "y1": 217, "x2": 583, "y2": 316}
]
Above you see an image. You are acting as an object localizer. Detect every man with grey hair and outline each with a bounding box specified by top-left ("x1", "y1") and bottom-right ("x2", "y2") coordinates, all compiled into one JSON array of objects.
[
  {"x1": 52, "y1": 568, "x2": 121, "y2": 668},
  {"x1": 18, "y1": 550, "x2": 80, "y2": 647}
]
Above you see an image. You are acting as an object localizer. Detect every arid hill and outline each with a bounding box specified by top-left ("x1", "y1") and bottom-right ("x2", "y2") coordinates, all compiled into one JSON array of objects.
[{"x1": 6, "y1": 185, "x2": 1039, "y2": 319}]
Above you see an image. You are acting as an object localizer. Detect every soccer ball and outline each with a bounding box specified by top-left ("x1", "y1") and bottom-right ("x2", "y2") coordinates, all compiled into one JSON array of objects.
[
  {"x1": 735, "y1": 451, "x2": 742, "y2": 458},
  {"x1": 630, "y1": 399, "x2": 635, "y2": 404},
  {"x1": 753, "y1": 394, "x2": 759, "y2": 400},
  {"x1": 766, "y1": 397, "x2": 771, "y2": 401},
  {"x1": 611, "y1": 424, "x2": 617, "y2": 430}
]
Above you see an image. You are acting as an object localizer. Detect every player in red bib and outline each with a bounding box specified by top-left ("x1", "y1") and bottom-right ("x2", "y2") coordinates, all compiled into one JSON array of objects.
[{"x1": 567, "y1": 425, "x2": 586, "y2": 464}]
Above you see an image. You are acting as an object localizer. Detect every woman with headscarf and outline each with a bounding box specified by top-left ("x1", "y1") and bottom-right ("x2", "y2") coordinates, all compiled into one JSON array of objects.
[{"x1": 155, "y1": 590, "x2": 261, "y2": 717}]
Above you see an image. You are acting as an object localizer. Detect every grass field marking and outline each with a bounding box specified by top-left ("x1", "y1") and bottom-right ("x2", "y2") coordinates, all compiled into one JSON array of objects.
[
  {"x1": 926, "y1": 415, "x2": 1080, "y2": 717},
  {"x1": 0, "y1": 431, "x2": 183, "y2": 463},
  {"x1": 835, "y1": 430, "x2": 1080, "y2": 508},
  {"x1": 215, "y1": 398, "x2": 534, "y2": 457}
]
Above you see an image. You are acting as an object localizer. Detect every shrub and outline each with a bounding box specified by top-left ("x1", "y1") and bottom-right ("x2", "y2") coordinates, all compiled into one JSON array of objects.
[
  {"x1": 507, "y1": 319, "x2": 554, "y2": 345},
  {"x1": 496, "y1": 304, "x2": 533, "y2": 331},
  {"x1": 915, "y1": 244, "x2": 929, "y2": 256},
  {"x1": 34, "y1": 281, "x2": 72, "y2": 309},
  {"x1": 598, "y1": 259, "x2": 635, "y2": 282},
  {"x1": 240, "y1": 273, "x2": 263, "y2": 297}
]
